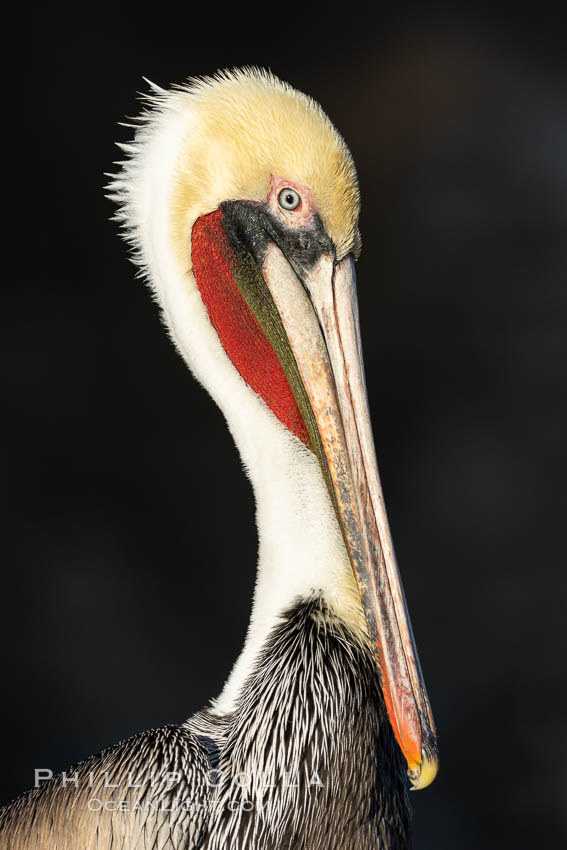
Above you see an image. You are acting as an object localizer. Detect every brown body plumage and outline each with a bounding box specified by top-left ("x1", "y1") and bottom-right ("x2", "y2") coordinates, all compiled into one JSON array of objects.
[{"x1": 1, "y1": 600, "x2": 410, "y2": 849}]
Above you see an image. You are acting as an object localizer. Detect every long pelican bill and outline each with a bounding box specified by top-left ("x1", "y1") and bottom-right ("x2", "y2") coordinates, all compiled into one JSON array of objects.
[
  {"x1": 197, "y1": 198, "x2": 439, "y2": 790},
  {"x1": 260, "y1": 244, "x2": 438, "y2": 790}
]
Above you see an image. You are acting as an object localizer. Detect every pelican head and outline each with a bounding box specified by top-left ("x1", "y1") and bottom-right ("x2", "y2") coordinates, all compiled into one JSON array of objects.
[{"x1": 110, "y1": 68, "x2": 438, "y2": 790}]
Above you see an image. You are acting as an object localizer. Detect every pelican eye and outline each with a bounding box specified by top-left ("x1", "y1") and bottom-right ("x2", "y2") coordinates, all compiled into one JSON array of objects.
[{"x1": 278, "y1": 188, "x2": 301, "y2": 211}]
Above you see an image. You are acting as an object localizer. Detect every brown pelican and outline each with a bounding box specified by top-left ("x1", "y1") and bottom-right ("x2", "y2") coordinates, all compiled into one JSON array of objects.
[{"x1": 0, "y1": 68, "x2": 438, "y2": 849}]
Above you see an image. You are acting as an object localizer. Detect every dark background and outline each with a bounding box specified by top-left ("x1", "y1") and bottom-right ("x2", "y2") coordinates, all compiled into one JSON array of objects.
[{"x1": 2, "y1": 3, "x2": 566, "y2": 848}]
